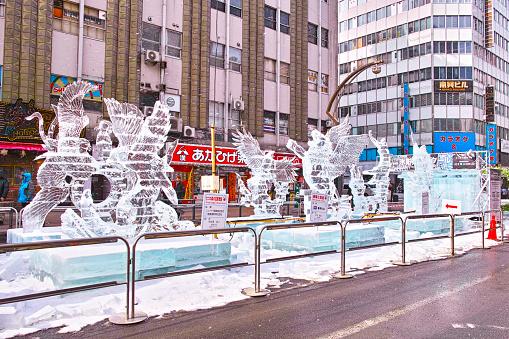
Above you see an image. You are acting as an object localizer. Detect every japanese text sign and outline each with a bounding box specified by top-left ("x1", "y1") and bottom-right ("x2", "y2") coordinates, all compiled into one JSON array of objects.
[
  {"x1": 309, "y1": 193, "x2": 329, "y2": 222},
  {"x1": 433, "y1": 132, "x2": 475, "y2": 153},
  {"x1": 486, "y1": 124, "x2": 497, "y2": 164},
  {"x1": 201, "y1": 193, "x2": 228, "y2": 229}
]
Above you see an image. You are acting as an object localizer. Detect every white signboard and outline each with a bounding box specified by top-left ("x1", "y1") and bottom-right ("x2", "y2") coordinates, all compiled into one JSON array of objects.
[
  {"x1": 201, "y1": 193, "x2": 228, "y2": 229},
  {"x1": 442, "y1": 199, "x2": 462, "y2": 214},
  {"x1": 422, "y1": 192, "x2": 429, "y2": 214},
  {"x1": 309, "y1": 193, "x2": 329, "y2": 222},
  {"x1": 201, "y1": 175, "x2": 220, "y2": 191},
  {"x1": 501, "y1": 139, "x2": 509, "y2": 153},
  {"x1": 490, "y1": 168, "x2": 501, "y2": 222}
]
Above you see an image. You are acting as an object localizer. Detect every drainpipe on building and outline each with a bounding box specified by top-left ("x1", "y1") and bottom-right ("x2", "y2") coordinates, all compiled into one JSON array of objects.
[
  {"x1": 77, "y1": 0, "x2": 85, "y2": 81},
  {"x1": 160, "y1": 0, "x2": 167, "y2": 103},
  {"x1": 318, "y1": 0, "x2": 322, "y2": 132},
  {"x1": 276, "y1": 0, "x2": 281, "y2": 147},
  {"x1": 224, "y1": 0, "x2": 231, "y2": 142}
]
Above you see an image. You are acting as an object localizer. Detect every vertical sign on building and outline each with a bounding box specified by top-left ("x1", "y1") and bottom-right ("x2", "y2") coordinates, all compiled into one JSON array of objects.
[
  {"x1": 485, "y1": 0, "x2": 494, "y2": 48},
  {"x1": 490, "y1": 168, "x2": 501, "y2": 223},
  {"x1": 486, "y1": 124, "x2": 497, "y2": 164},
  {"x1": 486, "y1": 86, "x2": 494, "y2": 122},
  {"x1": 402, "y1": 84, "x2": 410, "y2": 155}
]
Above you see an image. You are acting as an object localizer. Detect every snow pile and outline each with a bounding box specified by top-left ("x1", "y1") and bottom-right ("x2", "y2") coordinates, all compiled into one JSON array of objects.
[{"x1": 0, "y1": 230, "x2": 502, "y2": 338}]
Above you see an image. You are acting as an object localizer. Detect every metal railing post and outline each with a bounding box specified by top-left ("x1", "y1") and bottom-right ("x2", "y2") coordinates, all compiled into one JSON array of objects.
[
  {"x1": 242, "y1": 227, "x2": 270, "y2": 297},
  {"x1": 450, "y1": 214, "x2": 455, "y2": 256},
  {"x1": 239, "y1": 204, "x2": 242, "y2": 218},
  {"x1": 339, "y1": 221, "x2": 352, "y2": 278},
  {"x1": 394, "y1": 217, "x2": 410, "y2": 265},
  {"x1": 482, "y1": 211, "x2": 486, "y2": 249}
]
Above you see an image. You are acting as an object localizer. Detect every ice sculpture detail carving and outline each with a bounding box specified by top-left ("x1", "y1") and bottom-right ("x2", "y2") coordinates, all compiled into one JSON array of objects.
[
  {"x1": 363, "y1": 131, "x2": 391, "y2": 213},
  {"x1": 233, "y1": 129, "x2": 296, "y2": 217},
  {"x1": 287, "y1": 117, "x2": 369, "y2": 222},
  {"x1": 22, "y1": 81, "x2": 194, "y2": 238}
]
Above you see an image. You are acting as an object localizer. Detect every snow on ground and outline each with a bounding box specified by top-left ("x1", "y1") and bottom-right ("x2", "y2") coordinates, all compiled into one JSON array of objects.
[{"x1": 0, "y1": 227, "x2": 503, "y2": 338}]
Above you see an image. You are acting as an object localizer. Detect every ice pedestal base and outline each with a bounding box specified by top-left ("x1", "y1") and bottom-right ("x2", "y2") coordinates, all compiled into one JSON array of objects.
[
  {"x1": 260, "y1": 224, "x2": 385, "y2": 252},
  {"x1": 7, "y1": 228, "x2": 232, "y2": 289}
]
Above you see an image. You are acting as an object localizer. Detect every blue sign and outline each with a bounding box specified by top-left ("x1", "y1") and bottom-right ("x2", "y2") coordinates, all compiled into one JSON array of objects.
[
  {"x1": 486, "y1": 124, "x2": 497, "y2": 164},
  {"x1": 403, "y1": 84, "x2": 409, "y2": 154},
  {"x1": 434, "y1": 132, "x2": 475, "y2": 153}
]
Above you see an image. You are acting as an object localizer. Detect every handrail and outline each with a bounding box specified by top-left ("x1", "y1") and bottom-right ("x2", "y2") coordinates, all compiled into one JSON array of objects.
[
  {"x1": 0, "y1": 236, "x2": 131, "y2": 326},
  {"x1": 0, "y1": 206, "x2": 18, "y2": 229},
  {"x1": 131, "y1": 226, "x2": 258, "y2": 318}
]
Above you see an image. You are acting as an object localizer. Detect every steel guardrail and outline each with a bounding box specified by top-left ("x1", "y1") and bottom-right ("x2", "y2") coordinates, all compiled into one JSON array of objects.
[
  {"x1": 0, "y1": 236, "x2": 131, "y2": 325},
  {"x1": 131, "y1": 227, "x2": 257, "y2": 318},
  {"x1": 0, "y1": 206, "x2": 17, "y2": 229}
]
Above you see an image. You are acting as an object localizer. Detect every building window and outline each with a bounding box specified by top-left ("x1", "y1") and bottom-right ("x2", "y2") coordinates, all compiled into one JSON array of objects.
[
  {"x1": 209, "y1": 101, "x2": 225, "y2": 128},
  {"x1": 229, "y1": 109, "x2": 241, "y2": 129},
  {"x1": 308, "y1": 23, "x2": 318, "y2": 44},
  {"x1": 230, "y1": 0, "x2": 242, "y2": 17},
  {"x1": 279, "y1": 113, "x2": 289, "y2": 135},
  {"x1": 0, "y1": 0, "x2": 5, "y2": 17},
  {"x1": 229, "y1": 47, "x2": 242, "y2": 72},
  {"x1": 264, "y1": 58, "x2": 276, "y2": 81},
  {"x1": 210, "y1": 42, "x2": 225, "y2": 68},
  {"x1": 141, "y1": 23, "x2": 161, "y2": 52},
  {"x1": 321, "y1": 74, "x2": 329, "y2": 93},
  {"x1": 280, "y1": 11, "x2": 290, "y2": 34},
  {"x1": 321, "y1": 28, "x2": 329, "y2": 48},
  {"x1": 308, "y1": 118, "x2": 318, "y2": 137},
  {"x1": 211, "y1": 0, "x2": 226, "y2": 12},
  {"x1": 53, "y1": 1, "x2": 106, "y2": 40},
  {"x1": 280, "y1": 62, "x2": 290, "y2": 84},
  {"x1": 308, "y1": 70, "x2": 318, "y2": 91},
  {"x1": 264, "y1": 6, "x2": 277, "y2": 30},
  {"x1": 166, "y1": 29, "x2": 182, "y2": 58},
  {"x1": 264, "y1": 111, "x2": 276, "y2": 133}
]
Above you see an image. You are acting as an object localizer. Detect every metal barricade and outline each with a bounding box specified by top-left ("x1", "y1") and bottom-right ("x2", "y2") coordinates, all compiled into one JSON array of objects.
[
  {"x1": 0, "y1": 237, "x2": 131, "y2": 323},
  {"x1": 0, "y1": 206, "x2": 18, "y2": 229},
  {"x1": 339, "y1": 216, "x2": 404, "y2": 278},
  {"x1": 130, "y1": 227, "x2": 258, "y2": 317},
  {"x1": 400, "y1": 214, "x2": 454, "y2": 264},
  {"x1": 250, "y1": 220, "x2": 342, "y2": 294}
]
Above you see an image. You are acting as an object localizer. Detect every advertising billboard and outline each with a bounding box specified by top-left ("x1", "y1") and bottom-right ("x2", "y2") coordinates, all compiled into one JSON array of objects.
[{"x1": 433, "y1": 132, "x2": 475, "y2": 153}]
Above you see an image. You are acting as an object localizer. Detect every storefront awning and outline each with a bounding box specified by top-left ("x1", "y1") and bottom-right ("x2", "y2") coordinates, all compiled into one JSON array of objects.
[{"x1": 0, "y1": 142, "x2": 46, "y2": 151}]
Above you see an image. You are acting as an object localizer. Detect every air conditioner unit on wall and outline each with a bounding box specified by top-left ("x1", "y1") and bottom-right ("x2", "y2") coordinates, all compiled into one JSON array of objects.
[
  {"x1": 142, "y1": 106, "x2": 154, "y2": 116},
  {"x1": 325, "y1": 120, "x2": 333, "y2": 128},
  {"x1": 145, "y1": 50, "x2": 160, "y2": 64},
  {"x1": 232, "y1": 99, "x2": 244, "y2": 111},
  {"x1": 183, "y1": 126, "x2": 196, "y2": 138},
  {"x1": 169, "y1": 117, "x2": 183, "y2": 133}
]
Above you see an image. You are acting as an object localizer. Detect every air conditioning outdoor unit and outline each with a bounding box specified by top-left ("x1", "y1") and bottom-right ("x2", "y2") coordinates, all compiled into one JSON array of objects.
[
  {"x1": 183, "y1": 126, "x2": 196, "y2": 138},
  {"x1": 145, "y1": 50, "x2": 160, "y2": 64},
  {"x1": 325, "y1": 120, "x2": 334, "y2": 128},
  {"x1": 142, "y1": 106, "x2": 154, "y2": 116},
  {"x1": 232, "y1": 99, "x2": 244, "y2": 111},
  {"x1": 169, "y1": 117, "x2": 183, "y2": 133}
]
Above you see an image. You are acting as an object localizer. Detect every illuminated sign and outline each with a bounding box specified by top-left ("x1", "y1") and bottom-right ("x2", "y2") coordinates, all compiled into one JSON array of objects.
[
  {"x1": 434, "y1": 132, "x2": 475, "y2": 153},
  {"x1": 403, "y1": 84, "x2": 409, "y2": 155},
  {"x1": 486, "y1": 124, "x2": 497, "y2": 164},
  {"x1": 433, "y1": 81, "x2": 473, "y2": 92},
  {"x1": 486, "y1": 86, "x2": 494, "y2": 122}
]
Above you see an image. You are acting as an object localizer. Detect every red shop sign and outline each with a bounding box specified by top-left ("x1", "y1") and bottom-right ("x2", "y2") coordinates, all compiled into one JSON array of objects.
[{"x1": 171, "y1": 144, "x2": 246, "y2": 166}]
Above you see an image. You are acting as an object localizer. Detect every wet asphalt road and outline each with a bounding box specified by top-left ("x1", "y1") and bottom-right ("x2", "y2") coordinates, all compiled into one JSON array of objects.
[{"x1": 15, "y1": 244, "x2": 509, "y2": 339}]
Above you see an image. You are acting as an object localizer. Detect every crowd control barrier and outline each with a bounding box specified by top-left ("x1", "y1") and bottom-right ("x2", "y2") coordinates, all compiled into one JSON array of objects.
[
  {"x1": 0, "y1": 237, "x2": 131, "y2": 323},
  {"x1": 130, "y1": 227, "x2": 258, "y2": 319},
  {"x1": 0, "y1": 206, "x2": 17, "y2": 229}
]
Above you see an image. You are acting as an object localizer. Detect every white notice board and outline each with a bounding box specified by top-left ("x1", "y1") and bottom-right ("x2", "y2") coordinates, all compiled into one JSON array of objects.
[
  {"x1": 309, "y1": 193, "x2": 329, "y2": 222},
  {"x1": 201, "y1": 193, "x2": 228, "y2": 229}
]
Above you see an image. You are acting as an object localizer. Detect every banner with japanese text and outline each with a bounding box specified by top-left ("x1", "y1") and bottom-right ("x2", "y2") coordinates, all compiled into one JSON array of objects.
[{"x1": 486, "y1": 124, "x2": 497, "y2": 164}]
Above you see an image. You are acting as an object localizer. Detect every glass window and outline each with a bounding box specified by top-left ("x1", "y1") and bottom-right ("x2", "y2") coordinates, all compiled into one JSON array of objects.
[
  {"x1": 230, "y1": 0, "x2": 242, "y2": 17},
  {"x1": 211, "y1": 0, "x2": 226, "y2": 12},
  {"x1": 321, "y1": 74, "x2": 329, "y2": 93},
  {"x1": 308, "y1": 70, "x2": 318, "y2": 92},
  {"x1": 264, "y1": 58, "x2": 276, "y2": 81},
  {"x1": 279, "y1": 113, "x2": 289, "y2": 135},
  {"x1": 308, "y1": 23, "x2": 318, "y2": 44},
  {"x1": 229, "y1": 47, "x2": 242, "y2": 72},
  {"x1": 263, "y1": 111, "x2": 276, "y2": 133},
  {"x1": 264, "y1": 6, "x2": 276, "y2": 30},
  {"x1": 210, "y1": 42, "x2": 225, "y2": 68},
  {"x1": 166, "y1": 29, "x2": 182, "y2": 58},
  {"x1": 142, "y1": 23, "x2": 161, "y2": 52},
  {"x1": 280, "y1": 62, "x2": 290, "y2": 84},
  {"x1": 280, "y1": 11, "x2": 290, "y2": 34},
  {"x1": 209, "y1": 101, "x2": 225, "y2": 128},
  {"x1": 229, "y1": 109, "x2": 241, "y2": 130},
  {"x1": 321, "y1": 28, "x2": 329, "y2": 48}
]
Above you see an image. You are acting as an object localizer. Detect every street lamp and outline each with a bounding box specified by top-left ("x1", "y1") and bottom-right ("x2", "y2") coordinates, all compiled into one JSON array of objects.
[{"x1": 326, "y1": 60, "x2": 384, "y2": 126}]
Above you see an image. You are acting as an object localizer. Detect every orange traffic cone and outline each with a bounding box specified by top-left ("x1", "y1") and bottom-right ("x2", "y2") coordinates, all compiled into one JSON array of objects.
[{"x1": 487, "y1": 215, "x2": 499, "y2": 241}]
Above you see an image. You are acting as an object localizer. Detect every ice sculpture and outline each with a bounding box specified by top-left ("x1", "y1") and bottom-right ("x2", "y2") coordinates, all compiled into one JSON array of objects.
[
  {"x1": 287, "y1": 117, "x2": 369, "y2": 222},
  {"x1": 362, "y1": 131, "x2": 391, "y2": 213},
  {"x1": 23, "y1": 81, "x2": 194, "y2": 238},
  {"x1": 348, "y1": 164, "x2": 369, "y2": 216},
  {"x1": 233, "y1": 129, "x2": 297, "y2": 217}
]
